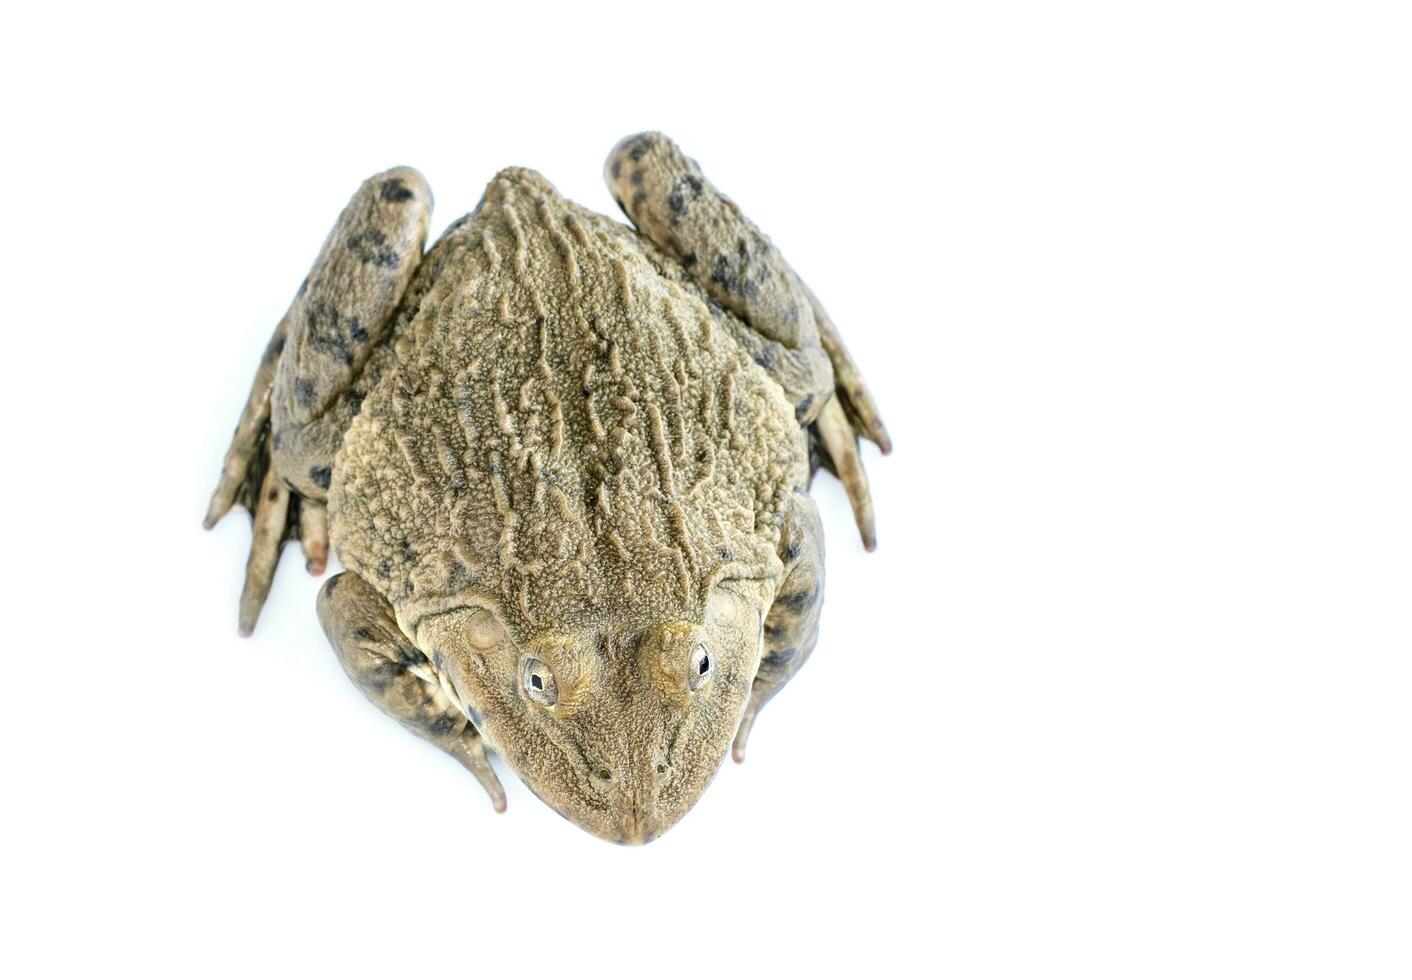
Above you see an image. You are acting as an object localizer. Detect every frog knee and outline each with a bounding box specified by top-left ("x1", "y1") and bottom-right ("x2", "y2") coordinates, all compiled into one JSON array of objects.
[
  {"x1": 365, "y1": 166, "x2": 431, "y2": 210},
  {"x1": 604, "y1": 131, "x2": 687, "y2": 212}
]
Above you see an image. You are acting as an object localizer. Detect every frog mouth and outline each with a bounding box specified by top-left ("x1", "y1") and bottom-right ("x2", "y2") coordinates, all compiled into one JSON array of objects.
[
  {"x1": 514, "y1": 724, "x2": 678, "y2": 845},
  {"x1": 616, "y1": 806, "x2": 659, "y2": 846}
]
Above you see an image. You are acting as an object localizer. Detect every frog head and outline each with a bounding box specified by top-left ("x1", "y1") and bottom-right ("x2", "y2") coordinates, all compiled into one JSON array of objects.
[{"x1": 417, "y1": 579, "x2": 770, "y2": 844}]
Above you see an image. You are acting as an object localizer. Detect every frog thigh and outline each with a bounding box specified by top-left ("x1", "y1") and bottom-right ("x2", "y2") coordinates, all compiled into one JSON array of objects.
[
  {"x1": 204, "y1": 166, "x2": 432, "y2": 635},
  {"x1": 605, "y1": 132, "x2": 888, "y2": 549},
  {"x1": 270, "y1": 166, "x2": 433, "y2": 500}
]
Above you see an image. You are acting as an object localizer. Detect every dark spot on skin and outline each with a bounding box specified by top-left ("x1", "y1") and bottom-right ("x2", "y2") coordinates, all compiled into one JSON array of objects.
[
  {"x1": 378, "y1": 560, "x2": 391, "y2": 578},
  {"x1": 784, "y1": 539, "x2": 803, "y2": 563},
  {"x1": 323, "y1": 577, "x2": 338, "y2": 599},
  {"x1": 380, "y1": 177, "x2": 415, "y2": 203},
  {"x1": 272, "y1": 431, "x2": 283, "y2": 449},
  {"x1": 267, "y1": 488, "x2": 279, "y2": 501},
  {"x1": 610, "y1": 159, "x2": 621, "y2": 179},
  {"x1": 631, "y1": 190, "x2": 647, "y2": 210},
  {"x1": 794, "y1": 393, "x2": 815, "y2": 424},
  {"x1": 696, "y1": 448, "x2": 709, "y2": 462},
  {"x1": 718, "y1": 547, "x2": 732, "y2": 561},
  {"x1": 360, "y1": 660, "x2": 396, "y2": 696},
  {"x1": 630, "y1": 169, "x2": 644, "y2": 187},
  {"x1": 346, "y1": 229, "x2": 399, "y2": 268},
  {"x1": 399, "y1": 537, "x2": 415, "y2": 561},
  {"x1": 345, "y1": 389, "x2": 365, "y2": 415},
  {"x1": 762, "y1": 648, "x2": 797, "y2": 670},
  {"x1": 309, "y1": 466, "x2": 332, "y2": 490},
  {"x1": 753, "y1": 345, "x2": 782, "y2": 370},
  {"x1": 354, "y1": 627, "x2": 375, "y2": 641},
  {"x1": 667, "y1": 175, "x2": 702, "y2": 217},
  {"x1": 626, "y1": 135, "x2": 653, "y2": 162},
  {"x1": 778, "y1": 586, "x2": 817, "y2": 615},
  {"x1": 466, "y1": 704, "x2": 483, "y2": 728},
  {"x1": 293, "y1": 378, "x2": 317, "y2": 406},
  {"x1": 711, "y1": 255, "x2": 738, "y2": 294},
  {"x1": 428, "y1": 715, "x2": 458, "y2": 738},
  {"x1": 680, "y1": 251, "x2": 697, "y2": 269},
  {"x1": 300, "y1": 300, "x2": 364, "y2": 364}
]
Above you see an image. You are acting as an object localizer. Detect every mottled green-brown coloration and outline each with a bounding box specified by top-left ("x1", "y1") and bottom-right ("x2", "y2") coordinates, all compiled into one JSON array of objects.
[{"x1": 206, "y1": 133, "x2": 888, "y2": 844}]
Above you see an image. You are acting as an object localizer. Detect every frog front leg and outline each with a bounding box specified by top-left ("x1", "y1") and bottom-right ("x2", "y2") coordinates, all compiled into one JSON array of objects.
[
  {"x1": 605, "y1": 132, "x2": 890, "y2": 549},
  {"x1": 317, "y1": 572, "x2": 507, "y2": 812},
  {"x1": 732, "y1": 491, "x2": 825, "y2": 763},
  {"x1": 204, "y1": 166, "x2": 432, "y2": 634}
]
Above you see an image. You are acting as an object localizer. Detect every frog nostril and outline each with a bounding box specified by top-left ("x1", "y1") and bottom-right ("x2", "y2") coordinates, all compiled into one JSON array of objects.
[
  {"x1": 597, "y1": 768, "x2": 612, "y2": 781},
  {"x1": 656, "y1": 764, "x2": 667, "y2": 774}
]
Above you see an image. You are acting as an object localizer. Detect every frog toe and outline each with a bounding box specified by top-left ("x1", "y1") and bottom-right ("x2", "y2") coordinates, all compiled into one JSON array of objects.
[
  {"x1": 814, "y1": 398, "x2": 877, "y2": 551},
  {"x1": 237, "y1": 458, "x2": 292, "y2": 636},
  {"x1": 298, "y1": 499, "x2": 328, "y2": 576}
]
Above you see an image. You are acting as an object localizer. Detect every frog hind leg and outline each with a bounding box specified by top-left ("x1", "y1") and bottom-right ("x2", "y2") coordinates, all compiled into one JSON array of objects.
[
  {"x1": 733, "y1": 491, "x2": 825, "y2": 763},
  {"x1": 604, "y1": 131, "x2": 889, "y2": 550},
  {"x1": 204, "y1": 166, "x2": 433, "y2": 635},
  {"x1": 317, "y1": 571, "x2": 507, "y2": 811}
]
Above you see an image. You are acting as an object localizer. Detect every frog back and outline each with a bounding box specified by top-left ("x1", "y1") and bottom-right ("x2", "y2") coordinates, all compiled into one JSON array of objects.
[{"x1": 330, "y1": 168, "x2": 806, "y2": 634}]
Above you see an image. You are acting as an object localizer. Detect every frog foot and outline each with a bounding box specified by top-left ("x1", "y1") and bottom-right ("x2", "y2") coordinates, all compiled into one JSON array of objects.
[{"x1": 204, "y1": 368, "x2": 329, "y2": 635}]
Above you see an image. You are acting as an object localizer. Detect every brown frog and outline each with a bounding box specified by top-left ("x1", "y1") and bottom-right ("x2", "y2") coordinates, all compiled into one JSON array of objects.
[{"x1": 205, "y1": 133, "x2": 889, "y2": 844}]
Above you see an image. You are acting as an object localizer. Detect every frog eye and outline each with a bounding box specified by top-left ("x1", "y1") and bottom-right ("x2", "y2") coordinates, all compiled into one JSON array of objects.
[
  {"x1": 687, "y1": 644, "x2": 712, "y2": 691},
  {"x1": 522, "y1": 658, "x2": 559, "y2": 707}
]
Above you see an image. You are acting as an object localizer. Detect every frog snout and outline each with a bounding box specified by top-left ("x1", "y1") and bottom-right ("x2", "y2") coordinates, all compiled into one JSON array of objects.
[
  {"x1": 617, "y1": 807, "x2": 653, "y2": 845},
  {"x1": 608, "y1": 769, "x2": 673, "y2": 846},
  {"x1": 616, "y1": 793, "x2": 664, "y2": 846}
]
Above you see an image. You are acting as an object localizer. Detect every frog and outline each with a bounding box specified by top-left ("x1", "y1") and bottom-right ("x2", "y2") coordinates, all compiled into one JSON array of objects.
[{"x1": 204, "y1": 132, "x2": 890, "y2": 844}]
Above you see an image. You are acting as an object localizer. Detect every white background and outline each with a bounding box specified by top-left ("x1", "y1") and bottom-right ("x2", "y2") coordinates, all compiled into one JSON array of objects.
[{"x1": 3, "y1": 2, "x2": 1408, "y2": 977}]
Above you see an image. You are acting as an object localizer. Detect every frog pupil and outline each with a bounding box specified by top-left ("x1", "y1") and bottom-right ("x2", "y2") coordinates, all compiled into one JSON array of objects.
[
  {"x1": 698, "y1": 655, "x2": 709, "y2": 675},
  {"x1": 531, "y1": 674, "x2": 543, "y2": 690}
]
